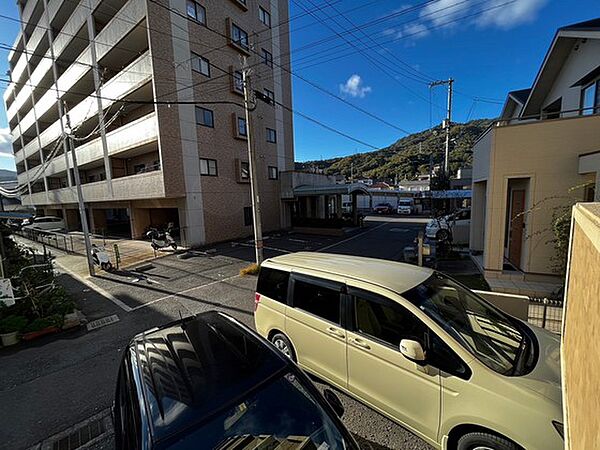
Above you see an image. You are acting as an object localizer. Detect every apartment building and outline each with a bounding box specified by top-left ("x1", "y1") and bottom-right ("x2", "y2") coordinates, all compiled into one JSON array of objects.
[
  {"x1": 470, "y1": 18, "x2": 600, "y2": 293},
  {"x1": 4, "y1": 0, "x2": 294, "y2": 246}
]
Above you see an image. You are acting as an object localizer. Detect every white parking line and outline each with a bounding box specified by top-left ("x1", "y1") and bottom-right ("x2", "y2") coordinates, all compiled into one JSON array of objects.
[
  {"x1": 317, "y1": 222, "x2": 389, "y2": 252},
  {"x1": 129, "y1": 274, "x2": 242, "y2": 311}
]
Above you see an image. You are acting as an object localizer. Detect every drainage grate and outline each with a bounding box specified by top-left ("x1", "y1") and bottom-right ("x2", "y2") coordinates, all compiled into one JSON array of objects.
[
  {"x1": 51, "y1": 418, "x2": 106, "y2": 450},
  {"x1": 86, "y1": 314, "x2": 120, "y2": 331}
]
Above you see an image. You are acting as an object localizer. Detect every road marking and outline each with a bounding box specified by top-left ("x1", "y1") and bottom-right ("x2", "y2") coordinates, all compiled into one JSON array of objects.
[
  {"x1": 130, "y1": 274, "x2": 242, "y2": 311},
  {"x1": 56, "y1": 262, "x2": 133, "y2": 312},
  {"x1": 317, "y1": 222, "x2": 389, "y2": 252}
]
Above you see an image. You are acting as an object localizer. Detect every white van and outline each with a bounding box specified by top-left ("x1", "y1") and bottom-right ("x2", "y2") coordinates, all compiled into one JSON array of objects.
[{"x1": 23, "y1": 216, "x2": 66, "y2": 231}]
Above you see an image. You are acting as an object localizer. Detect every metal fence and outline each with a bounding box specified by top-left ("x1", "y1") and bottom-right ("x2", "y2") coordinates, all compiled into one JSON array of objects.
[
  {"x1": 528, "y1": 297, "x2": 564, "y2": 333},
  {"x1": 15, "y1": 228, "x2": 76, "y2": 253}
]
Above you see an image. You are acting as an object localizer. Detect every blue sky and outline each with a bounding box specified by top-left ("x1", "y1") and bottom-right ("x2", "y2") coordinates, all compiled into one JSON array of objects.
[{"x1": 0, "y1": 0, "x2": 598, "y2": 170}]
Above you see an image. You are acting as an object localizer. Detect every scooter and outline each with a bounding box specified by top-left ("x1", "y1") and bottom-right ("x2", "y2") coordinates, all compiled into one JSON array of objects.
[
  {"x1": 91, "y1": 244, "x2": 113, "y2": 271},
  {"x1": 146, "y1": 225, "x2": 178, "y2": 251}
]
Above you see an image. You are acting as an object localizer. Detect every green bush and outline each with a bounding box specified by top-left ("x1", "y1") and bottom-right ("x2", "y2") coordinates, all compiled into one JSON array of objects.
[{"x1": 0, "y1": 315, "x2": 27, "y2": 334}]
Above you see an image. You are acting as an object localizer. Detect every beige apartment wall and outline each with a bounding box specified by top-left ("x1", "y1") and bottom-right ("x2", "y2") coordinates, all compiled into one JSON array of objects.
[
  {"x1": 483, "y1": 115, "x2": 600, "y2": 275},
  {"x1": 562, "y1": 203, "x2": 600, "y2": 450}
]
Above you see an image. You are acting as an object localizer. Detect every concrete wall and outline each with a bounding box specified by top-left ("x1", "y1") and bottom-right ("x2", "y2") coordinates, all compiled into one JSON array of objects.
[
  {"x1": 478, "y1": 115, "x2": 600, "y2": 276},
  {"x1": 562, "y1": 203, "x2": 600, "y2": 449}
]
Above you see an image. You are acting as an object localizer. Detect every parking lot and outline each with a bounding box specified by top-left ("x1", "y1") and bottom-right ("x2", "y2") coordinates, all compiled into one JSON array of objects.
[{"x1": 0, "y1": 218, "x2": 433, "y2": 450}]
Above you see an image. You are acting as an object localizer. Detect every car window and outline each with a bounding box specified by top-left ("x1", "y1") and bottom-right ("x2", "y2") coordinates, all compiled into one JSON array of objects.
[
  {"x1": 257, "y1": 267, "x2": 289, "y2": 304},
  {"x1": 168, "y1": 372, "x2": 355, "y2": 449},
  {"x1": 403, "y1": 273, "x2": 526, "y2": 375},
  {"x1": 293, "y1": 279, "x2": 341, "y2": 324},
  {"x1": 352, "y1": 290, "x2": 427, "y2": 348}
]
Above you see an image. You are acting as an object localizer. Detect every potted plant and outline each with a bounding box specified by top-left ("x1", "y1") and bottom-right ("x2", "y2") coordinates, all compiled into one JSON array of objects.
[{"x1": 0, "y1": 315, "x2": 27, "y2": 346}]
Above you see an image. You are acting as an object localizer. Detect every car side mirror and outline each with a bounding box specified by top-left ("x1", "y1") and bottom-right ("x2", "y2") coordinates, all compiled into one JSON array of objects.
[
  {"x1": 323, "y1": 389, "x2": 344, "y2": 418},
  {"x1": 400, "y1": 339, "x2": 426, "y2": 365}
]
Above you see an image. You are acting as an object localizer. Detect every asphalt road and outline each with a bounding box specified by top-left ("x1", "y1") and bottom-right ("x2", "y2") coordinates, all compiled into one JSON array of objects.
[{"x1": 0, "y1": 218, "x2": 432, "y2": 450}]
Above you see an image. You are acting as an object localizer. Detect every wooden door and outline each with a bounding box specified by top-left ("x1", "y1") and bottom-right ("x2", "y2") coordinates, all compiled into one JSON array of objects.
[{"x1": 508, "y1": 189, "x2": 525, "y2": 267}]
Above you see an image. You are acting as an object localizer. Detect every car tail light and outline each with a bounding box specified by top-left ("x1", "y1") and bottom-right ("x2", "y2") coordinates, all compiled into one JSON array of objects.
[{"x1": 254, "y1": 293, "x2": 261, "y2": 311}]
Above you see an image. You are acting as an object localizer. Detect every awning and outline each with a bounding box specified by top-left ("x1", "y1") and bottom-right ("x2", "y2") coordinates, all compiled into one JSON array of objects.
[{"x1": 293, "y1": 183, "x2": 371, "y2": 197}]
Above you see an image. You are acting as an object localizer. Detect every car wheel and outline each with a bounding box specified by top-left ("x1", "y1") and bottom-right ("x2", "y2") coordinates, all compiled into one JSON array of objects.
[
  {"x1": 457, "y1": 432, "x2": 518, "y2": 450},
  {"x1": 270, "y1": 333, "x2": 296, "y2": 362},
  {"x1": 436, "y1": 229, "x2": 450, "y2": 242}
]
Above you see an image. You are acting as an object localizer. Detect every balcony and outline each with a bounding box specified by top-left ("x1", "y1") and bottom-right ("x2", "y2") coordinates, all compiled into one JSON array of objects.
[
  {"x1": 24, "y1": 169, "x2": 165, "y2": 205},
  {"x1": 17, "y1": 51, "x2": 153, "y2": 163},
  {"x1": 43, "y1": 111, "x2": 158, "y2": 177}
]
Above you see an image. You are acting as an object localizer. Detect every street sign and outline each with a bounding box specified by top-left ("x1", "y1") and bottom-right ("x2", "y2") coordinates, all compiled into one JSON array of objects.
[{"x1": 0, "y1": 278, "x2": 15, "y2": 306}]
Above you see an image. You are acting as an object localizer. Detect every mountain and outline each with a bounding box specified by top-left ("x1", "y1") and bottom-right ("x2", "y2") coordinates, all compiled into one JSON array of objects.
[
  {"x1": 295, "y1": 119, "x2": 493, "y2": 181},
  {"x1": 0, "y1": 169, "x2": 17, "y2": 182}
]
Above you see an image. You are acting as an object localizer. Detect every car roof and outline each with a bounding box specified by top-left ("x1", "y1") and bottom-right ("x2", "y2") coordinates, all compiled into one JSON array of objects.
[
  {"x1": 264, "y1": 252, "x2": 433, "y2": 294},
  {"x1": 130, "y1": 311, "x2": 290, "y2": 445}
]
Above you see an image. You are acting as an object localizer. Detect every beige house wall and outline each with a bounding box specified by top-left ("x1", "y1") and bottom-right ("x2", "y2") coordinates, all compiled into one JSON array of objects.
[
  {"x1": 562, "y1": 203, "x2": 600, "y2": 450},
  {"x1": 478, "y1": 115, "x2": 600, "y2": 277}
]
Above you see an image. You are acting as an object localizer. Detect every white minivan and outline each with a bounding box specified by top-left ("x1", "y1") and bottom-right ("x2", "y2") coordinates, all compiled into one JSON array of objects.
[{"x1": 255, "y1": 252, "x2": 563, "y2": 450}]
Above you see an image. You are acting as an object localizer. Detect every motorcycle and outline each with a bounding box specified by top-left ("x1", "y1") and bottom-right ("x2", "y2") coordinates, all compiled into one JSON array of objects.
[
  {"x1": 91, "y1": 244, "x2": 113, "y2": 271},
  {"x1": 146, "y1": 225, "x2": 178, "y2": 251}
]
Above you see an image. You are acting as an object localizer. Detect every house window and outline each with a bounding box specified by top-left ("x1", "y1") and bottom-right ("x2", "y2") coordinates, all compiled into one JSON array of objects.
[
  {"x1": 231, "y1": 23, "x2": 249, "y2": 50},
  {"x1": 241, "y1": 161, "x2": 250, "y2": 180},
  {"x1": 238, "y1": 117, "x2": 247, "y2": 137},
  {"x1": 266, "y1": 127, "x2": 277, "y2": 143},
  {"x1": 268, "y1": 166, "x2": 278, "y2": 180},
  {"x1": 186, "y1": 0, "x2": 206, "y2": 24},
  {"x1": 195, "y1": 106, "x2": 214, "y2": 127},
  {"x1": 259, "y1": 7, "x2": 271, "y2": 27},
  {"x1": 581, "y1": 81, "x2": 600, "y2": 115},
  {"x1": 244, "y1": 206, "x2": 253, "y2": 226},
  {"x1": 199, "y1": 158, "x2": 218, "y2": 176},
  {"x1": 191, "y1": 53, "x2": 210, "y2": 76},
  {"x1": 261, "y1": 49, "x2": 273, "y2": 68},
  {"x1": 232, "y1": 70, "x2": 244, "y2": 93},
  {"x1": 264, "y1": 88, "x2": 274, "y2": 103}
]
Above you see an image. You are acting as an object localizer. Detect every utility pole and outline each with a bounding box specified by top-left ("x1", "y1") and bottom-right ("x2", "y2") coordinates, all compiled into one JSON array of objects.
[
  {"x1": 64, "y1": 102, "x2": 95, "y2": 276},
  {"x1": 242, "y1": 59, "x2": 264, "y2": 265},
  {"x1": 429, "y1": 78, "x2": 454, "y2": 178}
]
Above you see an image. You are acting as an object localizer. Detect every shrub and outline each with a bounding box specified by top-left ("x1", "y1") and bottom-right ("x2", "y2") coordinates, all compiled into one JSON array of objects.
[
  {"x1": 0, "y1": 315, "x2": 28, "y2": 334},
  {"x1": 240, "y1": 263, "x2": 260, "y2": 276}
]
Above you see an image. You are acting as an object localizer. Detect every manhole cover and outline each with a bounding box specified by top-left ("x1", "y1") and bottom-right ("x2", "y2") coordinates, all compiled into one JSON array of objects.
[{"x1": 86, "y1": 315, "x2": 120, "y2": 331}]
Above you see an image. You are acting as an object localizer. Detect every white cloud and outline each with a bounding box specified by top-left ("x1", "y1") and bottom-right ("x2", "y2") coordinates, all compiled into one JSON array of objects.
[
  {"x1": 402, "y1": 23, "x2": 431, "y2": 39},
  {"x1": 477, "y1": 0, "x2": 548, "y2": 28},
  {"x1": 339, "y1": 75, "x2": 372, "y2": 98},
  {"x1": 0, "y1": 128, "x2": 14, "y2": 159}
]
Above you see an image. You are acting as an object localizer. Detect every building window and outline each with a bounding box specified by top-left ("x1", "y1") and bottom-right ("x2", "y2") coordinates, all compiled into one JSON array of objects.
[
  {"x1": 191, "y1": 53, "x2": 210, "y2": 76},
  {"x1": 231, "y1": 23, "x2": 249, "y2": 50},
  {"x1": 266, "y1": 127, "x2": 277, "y2": 143},
  {"x1": 195, "y1": 106, "x2": 214, "y2": 127},
  {"x1": 261, "y1": 48, "x2": 273, "y2": 68},
  {"x1": 244, "y1": 206, "x2": 253, "y2": 226},
  {"x1": 232, "y1": 70, "x2": 244, "y2": 93},
  {"x1": 200, "y1": 158, "x2": 218, "y2": 176},
  {"x1": 238, "y1": 117, "x2": 247, "y2": 136},
  {"x1": 268, "y1": 166, "x2": 278, "y2": 180},
  {"x1": 241, "y1": 161, "x2": 250, "y2": 179},
  {"x1": 231, "y1": 0, "x2": 248, "y2": 10},
  {"x1": 581, "y1": 80, "x2": 600, "y2": 115},
  {"x1": 186, "y1": 0, "x2": 206, "y2": 24},
  {"x1": 259, "y1": 7, "x2": 271, "y2": 27},
  {"x1": 264, "y1": 88, "x2": 274, "y2": 103}
]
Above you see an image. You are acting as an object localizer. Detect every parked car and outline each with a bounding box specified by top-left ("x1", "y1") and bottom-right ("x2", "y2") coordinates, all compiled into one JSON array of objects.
[
  {"x1": 22, "y1": 216, "x2": 65, "y2": 231},
  {"x1": 373, "y1": 202, "x2": 394, "y2": 214},
  {"x1": 113, "y1": 310, "x2": 358, "y2": 450},
  {"x1": 397, "y1": 198, "x2": 414, "y2": 215},
  {"x1": 255, "y1": 253, "x2": 563, "y2": 450},
  {"x1": 425, "y1": 209, "x2": 471, "y2": 244}
]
